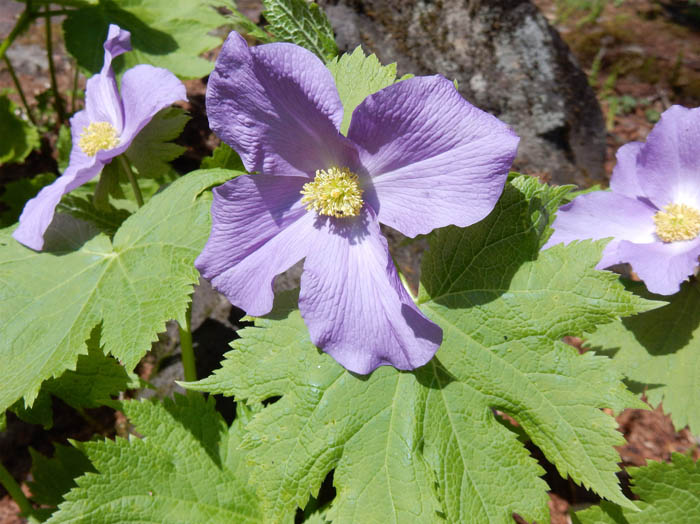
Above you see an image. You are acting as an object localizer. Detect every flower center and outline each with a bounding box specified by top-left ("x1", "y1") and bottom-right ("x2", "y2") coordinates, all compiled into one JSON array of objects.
[
  {"x1": 300, "y1": 166, "x2": 364, "y2": 218},
  {"x1": 653, "y1": 203, "x2": 700, "y2": 242},
  {"x1": 78, "y1": 122, "x2": 119, "y2": 156}
]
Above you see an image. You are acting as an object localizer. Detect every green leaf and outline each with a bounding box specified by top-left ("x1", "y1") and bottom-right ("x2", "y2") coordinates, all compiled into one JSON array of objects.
[
  {"x1": 0, "y1": 93, "x2": 40, "y2": 164},
  {"x1": 327, "y1": 47, "x2": 399, "y2": 135},
  {"x1": 188, "y1": 176, "x2": 658, "y2": 521},
  {"x1": 573, "y1": 453, "x2": 700, "y2": 524},
  {"x1": 49, "y1": 395, "x2": 262, "y2": 523},
  {"x1": 201, "y1": 141, "x2": 246, "y2": 171},
  {"x1": 585, "y1": 281, "x2": 700, "y2": 433},
  {"x1": 0, "y1": 169, "x2": 236, "y2": 415},
  {"x1": 262, "y1": 0, "x2": 338, "y2": 61},
  {"x1": 44, "y1": 326, "x2": 139, "y2": 409},
  {"x1": 0, "y1": 173, "x2": 56, "y2": 227},
  {"x1": 57, "y1": 194, "x2": 131, "y2": 237},
  {"x1": 12, "y1": 331, "x2": 137, "y2": 429},
  {"x1": 125, "y1": 107, "x2": 189, "y2": 178},
  {"x1": 63, "y1": 0, "x2": 227, "y2": 78},
  {"x1": 28, "y1": 444, "x2": 94, "y2": 518}
]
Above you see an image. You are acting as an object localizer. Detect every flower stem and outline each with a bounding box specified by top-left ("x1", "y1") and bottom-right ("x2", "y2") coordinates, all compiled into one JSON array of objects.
[
  {"x1": 179, "y1": 303, "x2": 197, "y2": 384},
  {"x1": 44, "y1": 5, "x2": 65, "y2": 124},
  {"x1": 118, "y1": 156, "x2": 144, "y2": 207},
  {"x1": 0, "y1": 461, "x2": 34, "y2": 521},
  {"x1": 2, "y1": 55, "x2": 36, "y2": 125}
]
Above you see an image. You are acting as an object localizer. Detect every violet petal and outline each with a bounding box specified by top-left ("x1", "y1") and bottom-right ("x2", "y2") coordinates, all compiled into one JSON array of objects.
[
  {"x1": 636, "y1": 105, "x2": 700, "y2": 208},
  {"x1": 613, "y1": 237, "x2": 700, "y2": 295},
  {"x1": 206, "y1": 32, "x2": 357, "y2": 177},
  {"x1": 85, "y1": 24, "x2": 131, "y2": 131},
  {"x1": 299, "y1": 208, "x2": 442, "y2": 374},
  {"x1": 609, "y1": 141, "x2": 645, "y2": 198},
  {"x1": 195, "y1": 174, "x2": 313, "y2": 316},
  {"x1": 119, "y1": 64, "x2": 187, "y2": 144},
  {"x1": 348, "y1": 75, "x2": 518, "y2": 237},
  {"x1": 544, "y1": 191, "x2": 657, "y2": 249}
]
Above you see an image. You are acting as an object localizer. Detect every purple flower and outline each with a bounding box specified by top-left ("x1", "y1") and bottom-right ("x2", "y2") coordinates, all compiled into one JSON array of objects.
[
  {"x1": 544, "y1": 105, "x2": 700, "y2": 295},
  {"x1": 197, "y1": 33, "x2": 519, "y2": 374},
  {"x1": 13, "y1": 24, "x2": 186, "y2": 251}
]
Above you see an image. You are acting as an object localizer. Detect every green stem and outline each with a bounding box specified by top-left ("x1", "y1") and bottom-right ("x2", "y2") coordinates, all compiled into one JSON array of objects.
[
  {"x1": 0, "y1": 461, "x2": 33, "y2": 519},
  {"x1": 179, "y1": 303, "x2": 197, "y2": 383},
  {"x1": 118, "y1": 156, "x2": 144, "y2": 207},
  {"x1": 44, "y1": 5, "x2": 65, "y2": 124},
  {"x1": 2, "y1": 55, "x2": 36, "y2": 125}
]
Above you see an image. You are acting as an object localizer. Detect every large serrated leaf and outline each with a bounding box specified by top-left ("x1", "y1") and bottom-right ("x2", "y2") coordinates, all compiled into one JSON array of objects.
[
  {"x1": 10, "y1": 327, "x2": 137, "y2": 428},
  {"x1": 0, "y1": 169, "x2": 236, "y2": 414},
  {"x1": 262, "y1": 0, "x2": 338, "y2": 62},
  {"x1": 188, "y1": 176, "x2": 658, "y2": 522},
  {"x1": 48, "y1": 395, "x2": 261, "y2": 523},
  {"x1": 63, "y1": 0, "x2": 227, "y2": 78},
  {"x1": 585, "y1": 281, "x2": 700, "y2": 433},
  {"x1": 573, "y1": 453, "x2": 700, "y2": 524}
]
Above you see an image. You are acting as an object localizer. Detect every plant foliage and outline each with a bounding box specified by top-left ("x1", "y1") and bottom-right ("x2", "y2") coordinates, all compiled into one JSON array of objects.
[
  {"x1": 572, "y1": 453, "x2": 700, "y2": 523},
  {"x1": 586, "y1": 281, "x2": 700, "y2": 433},
  {"x1": 188, "y1": 173, "x2": 658, "y2": 522},
  {"x1": 0, "y1": 169, "x2": 235, "y2": 415}
]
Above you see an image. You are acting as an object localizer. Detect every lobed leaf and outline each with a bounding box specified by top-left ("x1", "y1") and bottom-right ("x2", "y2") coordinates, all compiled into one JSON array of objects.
[
  {"x1": 48, "y1": 395, "x2": 261, "y2": 523},
  {"x1": 189, "y1": 175, "x2": 658, "y2": 522},
  {"x1": 586, "y1": 281, "x2": 700, "y2": 433},
  {"x1": 0, "y1": 169, "x2": 236, "y2": 415}
]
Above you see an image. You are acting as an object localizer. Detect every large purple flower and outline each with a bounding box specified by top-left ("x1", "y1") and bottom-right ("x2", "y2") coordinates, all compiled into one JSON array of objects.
[
  {"x1": 13, "y1": 24, "x2": 186, "y2": 251},
  {"x1": 197, "y1": 33, "x2": 519, "y2": 374},
  {"x1": 544, "y1": 105, "x2": 700, "y2": 295}
]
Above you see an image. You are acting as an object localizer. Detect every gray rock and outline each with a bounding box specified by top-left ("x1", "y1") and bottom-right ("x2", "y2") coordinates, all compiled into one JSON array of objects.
[{"x1": 319, "y1": 0, "x2": 606, "y2": 186}]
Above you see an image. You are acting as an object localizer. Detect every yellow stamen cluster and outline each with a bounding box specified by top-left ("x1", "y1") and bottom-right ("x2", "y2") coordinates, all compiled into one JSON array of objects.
[
  {"x1": 300, "y1": 166, "x2": 364, "y2": 218},
  {"x1": 78, "y1": 122, "x2": 119, "y2": 156},
  {"x1": 653, "y1": 203, "x2": 700, "y2": 243}
]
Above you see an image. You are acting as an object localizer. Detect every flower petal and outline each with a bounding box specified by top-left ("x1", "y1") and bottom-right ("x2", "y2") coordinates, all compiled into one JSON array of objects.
[
  {"x1": 612, "y1": 238, "x2": 700, "y2": 295},
  {"x1": 299, "y1": 209, "x2": 442, "y2": 374},
  {"x1": 609, "y1": 141, "x2": 645, "y2": 199},
  {"x1": 85, "y1": 24, "x2": 131, "y2": 131},
  {"x1": 13, "y1": 111, "x2": 103, "y2": 250},
  {"x1": 636, "y1": 105, "x2": 700, "y2": 208},
  {"x1": 118, "y1": 64, "x2": 187, "y2": 143},
  {"x1": 195, "y1": 174, "x2": 313, "y2": 316},
  {"x1": 348, "y1": 75, "x2": 518, "y2": 237},
  {"x1": 544, "y1": 191, "x2": 657, "y2": 249},
  {"x1": 206, "y1": 31, "x2": 357, "y2": 177}
]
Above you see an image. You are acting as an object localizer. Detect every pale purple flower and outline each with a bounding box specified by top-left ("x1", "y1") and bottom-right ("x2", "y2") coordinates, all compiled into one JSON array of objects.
[
  {"x1": 13, "y1": 24, "x2": 186, "y2": 251},
  {"x1": 544, "y1": 105, "x2": 700, "y2": 295},
  {"x1": 197, "y1": 32, "x2": 519, "y2": 374}
]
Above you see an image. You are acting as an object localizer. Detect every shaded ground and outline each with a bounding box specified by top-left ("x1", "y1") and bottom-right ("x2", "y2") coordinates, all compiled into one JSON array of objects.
[{"x1": 1, "y1": 1, "x2": 699, "y2": 523}]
